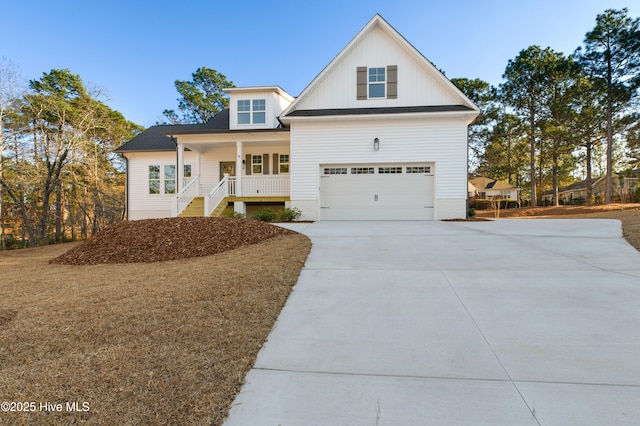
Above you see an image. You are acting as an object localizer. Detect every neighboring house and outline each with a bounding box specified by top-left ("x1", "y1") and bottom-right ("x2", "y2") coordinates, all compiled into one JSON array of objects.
[
  {"x1": 601, "y1": 169, "x2": 640, "y2": 202},
  {"x1": 116, "y1": 15, "x2": 479, "y2": 221},
  {"x1": 557, "y1": 179, "x2": 599, "y2": 204},
  {"x1": 468, "y1": 176, "x2": 519, "y2": 200},
  {"x1": 541, "y1": 170, "x2": 639, "y2": 204}
]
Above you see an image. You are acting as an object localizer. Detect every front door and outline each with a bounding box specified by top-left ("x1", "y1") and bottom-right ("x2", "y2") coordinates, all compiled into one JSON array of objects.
[{"x1": 220, "y1": 162, "x2": 236, "y2": 180}]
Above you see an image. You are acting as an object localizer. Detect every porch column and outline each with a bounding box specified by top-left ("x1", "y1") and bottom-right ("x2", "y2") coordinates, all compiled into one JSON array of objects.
[
  {"x1": 235, "y1": 141, "x2": 243, "y2": 197},
  {"x1": 235, "y1": 141, "x2": 245, "y2": 215},
  {"x1": 177, "y1": 141, "x2": 184, "y2": 192}
]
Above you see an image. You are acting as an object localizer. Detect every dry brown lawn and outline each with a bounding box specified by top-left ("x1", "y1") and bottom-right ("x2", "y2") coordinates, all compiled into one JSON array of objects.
[
  {"x1": 0, "y1": 219, "x2": 311, "y2": 425},
  {"x1": 2, "y1": 208, "x2": 639, "y2": 425}
]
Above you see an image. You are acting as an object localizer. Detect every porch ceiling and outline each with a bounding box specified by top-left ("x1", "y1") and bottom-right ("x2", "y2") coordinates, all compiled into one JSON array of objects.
[{"x1": 176, "y1": 132, "x2": 290, "y2": 154}]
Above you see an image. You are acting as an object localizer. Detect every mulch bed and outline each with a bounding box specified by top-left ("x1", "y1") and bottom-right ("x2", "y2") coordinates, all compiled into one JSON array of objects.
[
  {"x1": 442, "y1": 217, "x2": 492, "y2": 222},
  {"x1": 51, "y1": 217, "x2": 296, "y2": 265}
]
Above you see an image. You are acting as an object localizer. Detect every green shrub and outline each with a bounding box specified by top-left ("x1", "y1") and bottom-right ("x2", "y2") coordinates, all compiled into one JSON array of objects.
[
  {"x1": 221, "y1": 208, "x2": 246, "y2": 219},
  {"x1": 469, "y1": 198, "x2": 518, "y2": 210},
  {"x1": 467, "y1": 207, "x2": 476, "y2": 217},
  {"x1": 469, "y1": 199, "x2": 491, "y2": 210},
  {"x1": 1, "y1": 236, "x2": 26, "y2": 250},
  {"x1": 252, "y1": 208, "x2": 276, "y2": 222},
  {"x1": 276, "y1": 207, "x2": 302, "y2": 222}
]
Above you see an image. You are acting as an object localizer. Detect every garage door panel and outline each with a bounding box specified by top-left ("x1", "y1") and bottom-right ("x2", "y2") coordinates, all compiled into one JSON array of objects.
[
  {"x1": 321, "y1": 207, "x2": 433, "y2": 220},
  {"x1": 320, "y1": 164, "x2": 434, "y2": 220}
]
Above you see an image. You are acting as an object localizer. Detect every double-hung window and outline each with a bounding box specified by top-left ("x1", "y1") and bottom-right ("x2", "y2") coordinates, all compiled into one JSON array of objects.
[
  {"x1": 368, "y1": 67, "x2": 386, "y2": 98},
  {"x1": 149, "y1": 165, "x2": 160, "y2": 194},
  {"x1": 252, "y1": 155, "x2": 263, "y2": 174},
  {"x1": 357, "y1": 65, "x2": 397, "y2": 100},
  {"x1": 238, "y1": 99, "x2": 266, "y2": 124},
  {"x1": 238, "y1": 100, "x2": 251, "y2": 124},
  {"x1": 278, "y1": 154, "x2": 289, "y2": 173},
  {"x1": 149, "y1": 164, "x2": 189, "y2": 194},
  {"x1": 252, "y1": 99, "x2": 265, "y2": 124},
  {"x1": 164, "y1": 165, "x2": 176, "y2": 194}
]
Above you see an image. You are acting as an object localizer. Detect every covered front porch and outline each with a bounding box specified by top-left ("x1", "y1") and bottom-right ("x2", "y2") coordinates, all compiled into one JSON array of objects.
[
  {"x1": 168, "y1": 131, "x2": 291, "y2": 217},
  {"x1": 174, "y1": 175, "x2": 290, "y2": 217}
]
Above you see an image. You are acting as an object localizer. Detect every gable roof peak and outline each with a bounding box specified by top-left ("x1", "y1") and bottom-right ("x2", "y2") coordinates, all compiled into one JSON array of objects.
[{"x1": 281, "y1": 14, "x2": 479, "y2": 120}]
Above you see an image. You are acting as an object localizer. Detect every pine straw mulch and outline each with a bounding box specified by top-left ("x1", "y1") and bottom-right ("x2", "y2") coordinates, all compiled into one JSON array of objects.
[
  {"x1": 51, "y1": 217, "x2": 297, "y2": 265},
  {"x1": 0, "y1": 217, "x2": 311, "y2": 425}
]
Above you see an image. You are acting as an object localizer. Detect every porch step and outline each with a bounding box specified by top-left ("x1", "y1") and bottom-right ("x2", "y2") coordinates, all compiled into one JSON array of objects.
[
  {"x1": 210, "y1": 200, "x2": 229, "y2": 217},
  {"x1": 179, "y1": 197, "x2": 204, "y2": 217}
]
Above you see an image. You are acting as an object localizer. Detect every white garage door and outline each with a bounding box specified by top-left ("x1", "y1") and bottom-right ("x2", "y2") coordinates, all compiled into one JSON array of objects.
[{"x1": 319, "y1": 164, "x2": 434, "y2": 220}]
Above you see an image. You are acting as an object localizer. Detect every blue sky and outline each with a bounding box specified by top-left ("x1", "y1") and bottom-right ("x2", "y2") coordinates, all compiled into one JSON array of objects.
[{"x1": 2, "y1": 0, "x2": 637, "y2": 128}]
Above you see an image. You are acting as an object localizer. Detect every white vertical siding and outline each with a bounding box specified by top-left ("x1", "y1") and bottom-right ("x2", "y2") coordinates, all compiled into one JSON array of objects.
[
  {"x1": 290, "y1": 116, "x2": 468, "y2": 220},
  {"x1": 293, "y1": 25, "x2": 465, "y2": 111}
]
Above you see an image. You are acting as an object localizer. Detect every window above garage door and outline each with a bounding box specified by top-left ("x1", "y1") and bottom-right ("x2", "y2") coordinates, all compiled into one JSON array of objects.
[{"x1": 321, "y1": 165, "x2": 432, "y2": 176}]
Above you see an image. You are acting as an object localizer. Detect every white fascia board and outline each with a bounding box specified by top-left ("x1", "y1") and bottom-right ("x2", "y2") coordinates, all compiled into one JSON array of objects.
[
  {"x1": 223, "y1": 86, "x2": 295, "y2": 102},
  {"x1": 174, "y1": 131, "x2": 290, "y2": 144},
  {"x1": 282, "y1": 110, "x2": 480, "y2": 124}
]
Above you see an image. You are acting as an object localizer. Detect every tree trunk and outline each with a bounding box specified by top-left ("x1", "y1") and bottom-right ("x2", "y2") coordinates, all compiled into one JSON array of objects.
[
  {"x1": 38, "y1": 147, "x2": 68, "y2": 244},
  {"x1": 55, "y1": 176, "x2": 63, "y2": 243},
  {"x1": 586, "y1": 141, "x2": 593, "y2": 204},
  {"x1": 552, "y1": 146, "x2": 559, "y2": 207},
  {"x1": 507, "y1": 133, "x2": 513, "y2": 185},
  {"x1": 605, "y1": 49, "x2": 613, "y2": 204},
  {"x1": 0, "y1": 180, "x2": 38, "y2": 244},
  {"x1": 0, "y1": 111, "x2": 4, "y2": 249},
  {"x1": 529, "y1": 106, "x2": 537, "y2": 207}
]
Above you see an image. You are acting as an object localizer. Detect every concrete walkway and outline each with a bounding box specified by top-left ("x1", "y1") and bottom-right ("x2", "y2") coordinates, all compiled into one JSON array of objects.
[{"x1": 224, "y1": 219, "x2": 640, "y2": 425}]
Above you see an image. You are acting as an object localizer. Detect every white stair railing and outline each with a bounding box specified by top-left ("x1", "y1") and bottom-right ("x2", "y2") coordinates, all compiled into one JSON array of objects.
[
  {"x1": 204, "y1": 175, "x2": 229, "y2": 217},
  {"x1": 172, "y1": 176, "x2": 200, "y2": 217},
  {"x1": 228, "y1": 177, "x2": 237, "y2": 196}
]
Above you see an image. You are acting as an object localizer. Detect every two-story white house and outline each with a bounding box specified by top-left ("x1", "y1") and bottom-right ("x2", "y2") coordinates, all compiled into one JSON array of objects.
[{"x1": 116, "y1": 14, "x2": 479, "y2": 221}]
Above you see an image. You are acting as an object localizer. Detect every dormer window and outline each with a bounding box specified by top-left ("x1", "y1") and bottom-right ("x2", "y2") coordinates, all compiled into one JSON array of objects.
[
  {"x1": 237, "y1": 99, "x2": 266, "y2": 125},
  {"x1": 252, "y1": 99, "x2": 265, "y2": 123},
  {"x1": 238, "y1": 100, "x2": 250, "y2": 124}
]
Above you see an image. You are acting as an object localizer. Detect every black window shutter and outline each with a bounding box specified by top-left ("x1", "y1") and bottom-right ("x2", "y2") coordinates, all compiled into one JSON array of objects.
[
  {"x1": 263, "y1": 153, "x2": 269, "y2": 175},
  {"x1": 245, "y1": 154, "x2": 252, "y2": 175},
  {"x1": 272, "y1": 153, "x2": 279, "y2": 175},
  {"x1": 387, "y1": 65, "x2": 397, "y2": 99},
  {"x1": 357, "y1": 67, "x2": 367, "y2": 100}
]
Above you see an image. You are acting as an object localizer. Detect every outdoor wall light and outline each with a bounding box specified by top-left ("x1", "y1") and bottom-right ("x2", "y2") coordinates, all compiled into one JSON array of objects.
[{"x1": 374, "y1": 137, "x2": 380, "y2": 151}]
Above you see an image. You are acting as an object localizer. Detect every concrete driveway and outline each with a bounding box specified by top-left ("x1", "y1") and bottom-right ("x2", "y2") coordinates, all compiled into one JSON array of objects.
[{"x1": 224, "y1": 219, "x2": 640, "y2": 425}]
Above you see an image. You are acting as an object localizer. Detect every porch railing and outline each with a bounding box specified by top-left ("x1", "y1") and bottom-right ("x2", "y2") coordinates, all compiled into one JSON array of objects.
[
  {"x1": 229, "y1": 176, "x2": 289, "y2": 197},
  {"x1": 204, "y1": 175, "x2": 229, "y2": 217},
  {"x1": 172, "y1": 176, "x2": 200, "y2": 217}
]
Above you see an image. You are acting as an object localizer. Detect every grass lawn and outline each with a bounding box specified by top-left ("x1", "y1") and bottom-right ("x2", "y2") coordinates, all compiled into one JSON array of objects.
[{"x1": 0, "y1": 222, "x2": 310, "y2": 425}]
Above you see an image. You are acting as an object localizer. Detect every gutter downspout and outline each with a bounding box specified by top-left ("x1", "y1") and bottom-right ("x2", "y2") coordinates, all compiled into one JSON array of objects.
[{"x1": 122, "y1": 153, "x2": 129, "y2": 221}]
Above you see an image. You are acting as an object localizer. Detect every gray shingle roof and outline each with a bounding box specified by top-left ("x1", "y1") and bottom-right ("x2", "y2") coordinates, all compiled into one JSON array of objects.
[
  {"x1": 115, "y1": 109, "x2": 231, "y2": 152},
  {"x1": 115, "y1": 125, "x2": 176, "y2": 152}
]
